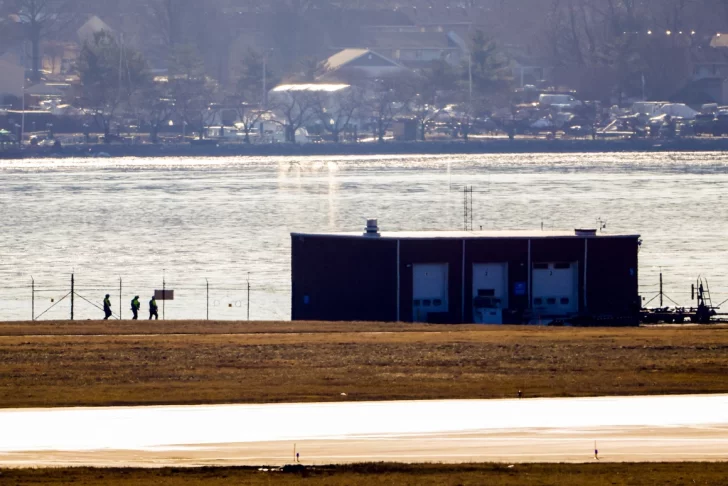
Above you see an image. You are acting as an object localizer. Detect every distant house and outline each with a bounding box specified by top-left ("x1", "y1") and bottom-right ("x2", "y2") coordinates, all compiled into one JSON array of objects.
[
  {"x1": 77, "y1": 15, "x2": 114, "y2": 45},
  {"x1": 674, "y1": 36, "x2": 728, "y2": 104},
  {"x1": 326, "y1": 7, "x2": 470, "y2": 70},
  {"x1": 318, "y1": 49, "x2": 409, "y2": 81},
  {"x1": 357, "y1": 29, "x2": 468, "y2": 68}
]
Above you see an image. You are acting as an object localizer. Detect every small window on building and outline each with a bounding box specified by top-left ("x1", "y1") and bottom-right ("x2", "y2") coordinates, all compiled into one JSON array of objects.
[
  {"x1": 561, "y1": 297, "x2": 570, "y2": 305},
  {"x1": 433, "y1": 299, "x2": 442, "y2": 307},
  {"x1": 547, "y1": 298, "x2": 557, "y2": 305},
  {"x1": 554, "y1": 263, "x2": 571, "y2": 269},
  {"x1": 534, "y1": 263, "x2": 549, "y2": 270},
  {"x1": 423, "y1": 299, "x2": 432, "y2": 307},
  {"x1": 534, "y1": 298, "x2": 543, "y2": 305}
]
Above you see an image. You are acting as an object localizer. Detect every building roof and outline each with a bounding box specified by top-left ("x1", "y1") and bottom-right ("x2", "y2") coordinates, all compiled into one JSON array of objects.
[
  {"x1": 272, "y1": 83, "x2": 349, "y2": 93},
  {"x1": 77, "y1": 15, "x2": 113, "y2": 44},
  {"x1": 710, "y1": 34, "x2": 728, "y2": 48},
  {"x1": 292, "y1": 230, "x2": 640, "y2": 240},
  {"x1": 323, "y1": 49, "x2": 404, "y2": 72},
  {"x1": 318, "y1": 49, "x2": 408, "y2": 81}
]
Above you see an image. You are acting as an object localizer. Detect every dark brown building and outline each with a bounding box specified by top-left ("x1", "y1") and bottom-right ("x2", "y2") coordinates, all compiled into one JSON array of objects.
[{"x1": 291, "y1": 220, "x2": 641, "y2": 325}]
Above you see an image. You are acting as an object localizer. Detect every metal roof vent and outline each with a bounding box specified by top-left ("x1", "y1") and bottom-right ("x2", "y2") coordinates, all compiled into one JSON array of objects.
[
  {"x1": 575, "y1": 228, "x2": 598, "y2": 237},
  {"x1": 364, "y1": 219, "x2": 380, "y2": 237}
]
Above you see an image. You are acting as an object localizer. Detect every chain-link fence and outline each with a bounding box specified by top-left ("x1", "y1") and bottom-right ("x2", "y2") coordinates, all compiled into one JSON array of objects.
[{"x1": 0, "y1": 274, "x2": 290, "y2": 322}]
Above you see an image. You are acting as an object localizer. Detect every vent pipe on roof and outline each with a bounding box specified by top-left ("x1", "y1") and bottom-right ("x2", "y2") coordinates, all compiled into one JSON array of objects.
[
  {"x1": 575, "y1": 229, "x2": 597, "y2": 237},
  {"x1": 364, "y1": 219, "x2": 380, "y2": 237}
]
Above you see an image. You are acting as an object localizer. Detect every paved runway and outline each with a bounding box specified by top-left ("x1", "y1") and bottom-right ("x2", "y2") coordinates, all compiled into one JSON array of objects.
[{"x1": 1, "y1": 395, "x2": 727, "y2": 467}]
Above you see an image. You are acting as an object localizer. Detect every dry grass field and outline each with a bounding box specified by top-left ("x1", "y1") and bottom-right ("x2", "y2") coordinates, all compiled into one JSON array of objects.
[
  {"x1": 0, "y1": 321, "x2": 726, "y2": 408},
  {"x1": 2, "y1": 463, "x2": 728, "y2": 485}
]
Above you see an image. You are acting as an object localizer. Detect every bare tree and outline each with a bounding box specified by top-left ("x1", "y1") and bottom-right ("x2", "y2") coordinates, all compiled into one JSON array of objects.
[
  {"x1": 168, "y1": 44, "x2": 219, "y2": 139},
  {"x1": 312, "y1": 85, "x2": 363, "y2": 142},
  {"x1": 228, "y1": 59, "x2": 271, "y2": 144},
  {"x1": 362, "y1": 74, "x2": 413, "y2": 143},
  {"x1": 269, "y1": 87, "x2": 316, "y2": 143},
  {"x1": 15, "y1": 0, "x2": 72, "y2": 82},
  {"x1": 138, "y1": 81, "x2": 175, "y2": 143},
  {"x1": 74, "y1": 30, "x2": 150, "y2": 140}
]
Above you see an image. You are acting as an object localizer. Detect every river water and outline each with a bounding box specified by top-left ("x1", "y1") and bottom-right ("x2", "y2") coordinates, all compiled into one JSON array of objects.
[{"x1": 1, "y1": 152, "x2": 727, "y2": 321}]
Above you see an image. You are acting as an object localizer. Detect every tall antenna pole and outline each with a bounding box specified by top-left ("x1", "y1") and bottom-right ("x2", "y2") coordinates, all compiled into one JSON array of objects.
[
  {"x1": 659, "y1": 271, "x2": 663, "y2": 308},
  {"x1": 470, "y1": 187, "x2": 473, "y2": 231},
  {"x1": 463, "y1": 186, "x2": 467, "y2": 231},
  {"x1": 70, "y1": 273, "x2": 75, "y2": 321}
]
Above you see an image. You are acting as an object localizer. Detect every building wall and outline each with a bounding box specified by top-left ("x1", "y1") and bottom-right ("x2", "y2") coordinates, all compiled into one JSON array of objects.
[
  {"x1": 585, "y1": 237, "x2": 640, "y2": 318},
  {"x1": 291, "y1": 235, "x2": 397, "y2": 322},
  {"x1": 291, "y1": 235, "x2": 640, "y2": 324}
]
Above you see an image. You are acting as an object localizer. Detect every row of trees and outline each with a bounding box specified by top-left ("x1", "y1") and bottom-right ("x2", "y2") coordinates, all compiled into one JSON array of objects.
[
  {"x1": 4, "y1": 0, "x2": 727, "y2": 104},
  {"x1": 537, "y1": 0, "x2": 728, "y2": 101},
  {"x1": 72, "y1": 27, "x2": 513, "y2": 143}
]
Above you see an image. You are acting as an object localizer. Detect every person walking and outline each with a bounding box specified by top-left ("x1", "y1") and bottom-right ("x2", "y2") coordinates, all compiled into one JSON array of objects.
[
  {"x1": 130, "y1": 295, "x2": 140, "y2": 320},
  {"x1": 103, "y1": 294, "x2": 112, "y2": 320},
  {"x1": 149, "y1": 295, "x2": 159, "y2": 320}
]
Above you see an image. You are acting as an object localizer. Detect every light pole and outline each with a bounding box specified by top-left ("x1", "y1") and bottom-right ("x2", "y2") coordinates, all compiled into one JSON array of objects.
[
  {"x1": 468, "y1": 51, "x2": 473, "y2": 105},
  {"x1": 262, "y1": 48, "x2": 275, "y2": 110},
  {"x1": 20, "y1": 80, "x2": 25, "y2": 145}
]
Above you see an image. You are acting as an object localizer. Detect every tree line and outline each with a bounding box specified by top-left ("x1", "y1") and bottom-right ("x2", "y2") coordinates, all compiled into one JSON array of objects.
[{"x1": 71, "y1": 27, "x2": 513, "y2": 143}]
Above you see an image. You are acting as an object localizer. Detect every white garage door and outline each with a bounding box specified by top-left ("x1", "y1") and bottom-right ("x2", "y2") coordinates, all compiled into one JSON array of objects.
[
  {"x1": 472, "y1": 263, "x2": 508, "y2": 324},
  {"x1": 413, "y1": 263, "x2": 448, "y2": 322},
  {"x1": 532, "y1": 262, "x2": 578, "y2": 316}
]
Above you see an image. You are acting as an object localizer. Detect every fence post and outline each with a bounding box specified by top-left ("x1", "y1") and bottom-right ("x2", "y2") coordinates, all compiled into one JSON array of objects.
[
  {"x1": 31, "y1": 277, "x2": 35, "y2": 322},
  {"x1": 70, "y1": 273, "x2": 74, "y2": 321}
]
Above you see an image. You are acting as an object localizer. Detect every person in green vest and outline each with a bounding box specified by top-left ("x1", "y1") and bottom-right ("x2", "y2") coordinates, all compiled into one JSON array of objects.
[
  {"x1": 103, "y1": 294, "x2": 112, "y2": 320},
  {"x1": 149, "y1": 296, "x2": 159, "y2": 320},
  {"x1": 130, "y1": 296, "x2": 140, "y2": 320}
]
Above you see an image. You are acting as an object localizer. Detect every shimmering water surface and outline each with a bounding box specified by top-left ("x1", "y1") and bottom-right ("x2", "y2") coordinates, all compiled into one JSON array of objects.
[{"x1": 1, "y1": 152, "x2": 727, "y2": 321}]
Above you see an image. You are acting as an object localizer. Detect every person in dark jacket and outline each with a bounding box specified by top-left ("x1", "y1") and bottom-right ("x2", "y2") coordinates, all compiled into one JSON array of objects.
[
  {"x1": 103, "y1": 294, "x2": 112, "y2": 320},
  {"x1": 149, "y1": 296, "x2": 159, "y2": 320},
  {"x1": 130, "y1": 296, "x2": 140, "y2": 320}
]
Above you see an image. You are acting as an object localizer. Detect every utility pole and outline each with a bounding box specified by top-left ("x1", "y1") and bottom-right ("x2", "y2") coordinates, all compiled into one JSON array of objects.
[
  {"x1": 263, "y1": 53, "x2": 267, "y2": 109},
  {"x1": 70, "y1": 274, "x2": 75, "y2": 320},
  {"x1": 659, "y1": 272, "x2": 663, "y2": 308},
  {"x1": 31, "y1": 277, "x2": 35, "y2": 321},
  {"x1": 119, "y1": 277, "x2": 122, "y2": 320},
  {"x1": 247, "y1": 273, "x2": 250, "y2": 321},
  {"x1": 468, "y1": 51, "x2": 472, "y2": 105},
  {"x1": 162, "y1": 270, "x2": 166, "y2": 320},
  {"x1": 20, "y1": 46, "x2": 25, "y2": 145},
  {"x1": 206, "y1": 278, "x2": 209, "y2": 321}
]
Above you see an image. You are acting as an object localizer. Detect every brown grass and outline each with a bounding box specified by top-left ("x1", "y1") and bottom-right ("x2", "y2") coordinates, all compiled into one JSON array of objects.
[
  {"x1": 2, "y1": 463, "x2": 728, "y2": 485},
  {"x1": 0, "y1": 321, "x2": 727, "y2": 408}
]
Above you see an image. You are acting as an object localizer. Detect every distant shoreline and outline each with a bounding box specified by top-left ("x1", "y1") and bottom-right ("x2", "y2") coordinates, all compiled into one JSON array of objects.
[{"x1": 2, "y1": 137, "x2": 728, "y2": 159}]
